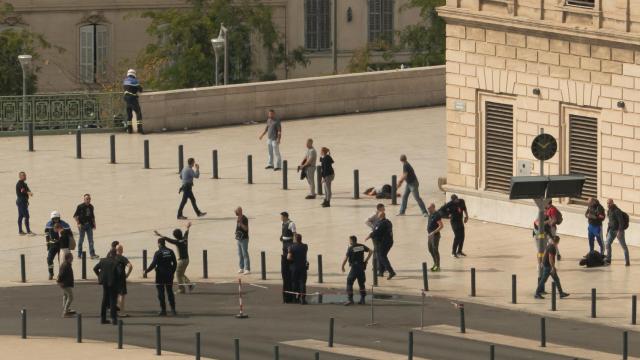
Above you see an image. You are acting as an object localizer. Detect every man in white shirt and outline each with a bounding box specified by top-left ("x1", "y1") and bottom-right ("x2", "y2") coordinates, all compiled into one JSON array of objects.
[{"x1": 298, "y1": 138, "x2": 317, "y2": 199}]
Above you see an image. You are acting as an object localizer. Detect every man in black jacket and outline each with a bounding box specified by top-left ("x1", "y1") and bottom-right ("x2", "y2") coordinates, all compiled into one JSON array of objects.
[
  {"x1": 74, "y1": 194, "x2": 98, "y2": 260},
  {"x1": 585, "y1": 198, "x2": 606, "y2": 254},
  {"x1": 606, "y1": 199, "x2": 630, "y2": 266},
  {"x1": 154, "y1": 222, "x2": 192, "y2": 294},
  {"x1": 366, "y1": 212, "x2": 396, "y2": 280},
  {"x1": 145, "y1": 238, "x2": 178, "y2": 316},
  {"x1": 442, "y1": 194, "x2": 469, "y2": 258},
  {"x1": 287, "y1": 234, "x2": 308, "y2": 305},
  {"x1": 57, "y1": 252, "x2": 75, "y2": 317},
  {"x1": 16, "y1": 171, "x2": 33, "y2": 235},
  {"x1": 93, "y1": 250, "x2": 120, "y2": 325}
]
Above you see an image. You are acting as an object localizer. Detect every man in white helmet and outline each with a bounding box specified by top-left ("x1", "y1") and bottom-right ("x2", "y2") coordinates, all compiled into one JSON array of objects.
[
  {"x1": 123, "y1": 69, "x2": 143, "y2": 134},
  {"x1": 45, "y1": 211, "x2": 71, "y2": 280}
]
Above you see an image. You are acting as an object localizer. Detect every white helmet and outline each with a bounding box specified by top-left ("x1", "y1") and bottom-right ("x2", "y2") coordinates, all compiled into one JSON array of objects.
[
  {"x1": 50, "y1": 210, "x2": 60, "y2": 219},
  {"x1": 126, "y1": 69, "x2": 136, "y2": 77}
]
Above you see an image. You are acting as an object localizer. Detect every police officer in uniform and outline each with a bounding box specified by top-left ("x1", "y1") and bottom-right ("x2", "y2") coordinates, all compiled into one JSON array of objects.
[
  {"x1": 341, "y1": 235, "x2": 372, "y2": 306},
  {"x1": 145, "y1": 238, "x2": 178, "y2": 316},
  {"x1": 123, "y1": 69, "x2": 143, "y2": 134},
  {"x1": 287, "y1": 233, "x2": 308, "y2": 305},
  {"x1": 45, "y1": 211, "x2": 71, "y2": 280},
  {"x1": 280, "y1": 211, "x2": 296, "y2": 303}
]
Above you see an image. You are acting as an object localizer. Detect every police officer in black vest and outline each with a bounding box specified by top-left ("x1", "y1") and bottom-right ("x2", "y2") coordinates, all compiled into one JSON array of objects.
[
  {"x1": 280, "y1": 212, "x2": 297, "y2": 303},
  {"x1": 287, "y1": 233, "x2": 308, "y2": 305},
  {"x1": 145, "y1": 238, "x2": 178, "y2": 316},
  {"x1": 341, "y1": 235, "x2": 372, "y2": 306}
]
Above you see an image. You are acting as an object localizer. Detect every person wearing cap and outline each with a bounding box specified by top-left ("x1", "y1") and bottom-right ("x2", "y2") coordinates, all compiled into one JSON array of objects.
[
  {"x1": 45, "y1": 211, "x2": 71, "y2": 280},
  {"x1": 280, "y1": 211, "x2": 296, "y2": 303},
  {"x1": 441, "y1": 194, "x2": 469, "y2": 258},
  {"x1": 123, "y1": 69, "x2": 143, "y2": 134}
]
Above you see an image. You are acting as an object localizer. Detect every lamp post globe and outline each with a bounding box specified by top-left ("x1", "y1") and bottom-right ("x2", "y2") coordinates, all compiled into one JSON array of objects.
[{"x1": 211, "y1": 37, "x2": 224, "y2": 86}]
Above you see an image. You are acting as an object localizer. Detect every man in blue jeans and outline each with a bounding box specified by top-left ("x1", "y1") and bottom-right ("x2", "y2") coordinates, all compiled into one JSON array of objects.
[
  {"x1": 585, "y1": 197, "x2": 605, "y2": 254},
  {"x1": 16, "y1": 171, "x2": 33, "y2": 235},
  {"x1": 235, "y1": 207, "x2": 250, "y2": 274},
  {"x1": 606, "y1": 199, "x2": 630, "y2": 266},
  {"x1": 74, "y1": 194, "x2": 98, "y2": 259},
  {"x1": 397, "y1": 154, "x2": 428, "y2": 216},
  {"x1": 535, "y1": 235, "x2": 569, "y2": 299}
]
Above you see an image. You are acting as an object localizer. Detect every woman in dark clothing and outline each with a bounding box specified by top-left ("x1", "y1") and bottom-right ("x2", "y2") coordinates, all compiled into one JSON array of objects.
[{"x1": 319, "y1": 147, "x2": 335, "y2": 207}]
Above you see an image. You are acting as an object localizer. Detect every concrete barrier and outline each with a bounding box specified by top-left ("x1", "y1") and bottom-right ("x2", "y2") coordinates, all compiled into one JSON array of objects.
[{"x1": 140, "y1": 66, "x2": 445, "y2": 132}]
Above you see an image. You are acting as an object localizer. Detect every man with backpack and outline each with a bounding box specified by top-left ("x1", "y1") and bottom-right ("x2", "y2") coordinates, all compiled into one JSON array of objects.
[
  {"x1": 606, "y1": 199, "x2": 630, "y2": 266},
  {"x1": 544, "y1": 200, "x2": 563, "y2": 260}
]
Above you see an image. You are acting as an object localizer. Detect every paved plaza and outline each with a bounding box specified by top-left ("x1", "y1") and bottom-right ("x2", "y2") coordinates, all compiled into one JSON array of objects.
[{"x1": 1, "y1": 106, "x2": 640, "y2": 357}]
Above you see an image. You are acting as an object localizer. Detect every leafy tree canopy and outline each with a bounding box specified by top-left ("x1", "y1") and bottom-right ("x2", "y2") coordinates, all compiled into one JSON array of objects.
[
  {"x1": 398, "y1": 0, "x2": 446, "y2": 67},
  {"x1": 137, "y1": 0, "x2": 308, "y2": 90}
]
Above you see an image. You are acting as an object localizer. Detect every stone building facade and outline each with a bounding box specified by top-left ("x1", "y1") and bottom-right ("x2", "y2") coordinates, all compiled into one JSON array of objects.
[
  {"x1": 5, "y1": 0, "x2": 420, "y2": 93},
  {"x1": 438, "y1": 1, "x2": 640, "y2": 241}
]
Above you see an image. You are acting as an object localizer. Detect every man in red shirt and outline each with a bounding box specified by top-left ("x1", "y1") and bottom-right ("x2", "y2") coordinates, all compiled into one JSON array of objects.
[{"x1": 544, "y1": 200, "x2": 561, "y2": 260}]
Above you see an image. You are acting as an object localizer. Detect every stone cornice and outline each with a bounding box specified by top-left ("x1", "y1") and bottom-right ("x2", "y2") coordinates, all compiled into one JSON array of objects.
[
  {"x1": 9, "y1": 0, "x2": 288, "y2": 13},
  {"x1": 437, "y1": 6, "x2": 640, "y2": 49}
]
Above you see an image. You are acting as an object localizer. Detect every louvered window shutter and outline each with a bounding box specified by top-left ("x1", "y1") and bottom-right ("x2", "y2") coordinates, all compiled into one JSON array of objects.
[
  {"x1": 485, "y1": 102, "x2": 514, "y2": 193},
  {"x1": 566, "y1": 0, "x2": 595, "y2": 8},
  {"x1": 569, "y1": 115, "x2": 598, "y2": 202}
]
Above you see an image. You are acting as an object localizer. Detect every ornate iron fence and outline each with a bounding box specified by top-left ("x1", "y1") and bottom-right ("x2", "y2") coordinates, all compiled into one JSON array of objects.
[{"x1": 0, "y1": 92, "x2": 126, "y2": 132}]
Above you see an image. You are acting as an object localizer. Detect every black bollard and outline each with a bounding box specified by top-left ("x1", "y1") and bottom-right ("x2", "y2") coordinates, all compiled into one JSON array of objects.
[
  {"x1": 316, "y1": 165, "x2": 323, "y2": 195},
  {"x1": 21, "y1": 308, "x2": 26, "y2": 339},
  {"x1": 372, "y1": 259, "x2": 378, "y2": 287},
  {"x1": 234, "y1": 338, "x2": 240, "y2": 360},
  {"x1": 178, "y1": 145, "x2": 184, "y2": 173},
  {"x1": 212, "y1": 150, "x2": 219, "y2": 179},
  {"x1": 28, "y1": 122, "x2": 34, "y2": 152},
  {"x1": 247, "y1": 155, "x2": 253, "y2": 184},
  {"x1": 391, "y1": 175, "x2": 397, "y2": 205},
  {"x1": 318, "y1": 293, "x2": 323, "y2": 304},
  {"x1": 196, "y1": 332, "x2": 201, "y2": 360},
  {"x1": 315, "y1": 352, "x2": 320, "y2": 360},
  {"x1": 623, "y1": 331, "x2": 629, "y2": 360},
  {"x1": 408, "y1": 331, "x2": 414, "y2": 360},
  {"x1": 317, "y1": 254, "x2": 323, "y2": 284},
  {"x1": 540, "y1": 317, "x2": 546, "y2": 347},
  {"x1": 76, "y1": 129, "x2": 82, "y2": 159},
  {"x1": 282, "y1": 160, "x2": 288, "y2": 190},
  {"x1": 591, "y1": 288, "x2": 597, "y2": 318},
  {"x1": 82, "y1": 251, "x2": 87, "y2": 280},
  {"x1": 77, "y1": 313, "x2": 82, "y2": 343},
  {"x1": 118, "y1": 320, "x2": 123, "y2": 349},
  {"x1": 511, "y1": 274, "x2": 517, "y2": 304},
  {"x1": 274, "y1": 345, "x2": 279, "y2": 360},
  {"x1": 459, "y1": 305, "x2": 465, "y2": 333},
  {"x1": 490, "y1": 344, "x2": 495, "y2": 360},
  {"x1": 156, "y1": 325, "x2": 161, "y2": 355},
  {"x1": 261, "y1": 251, "x2": 266, "y2": 280},
  {"x1": 422, "y1": 262, "x2": 429, "y2": 291},
  {"x1": 551, "y1": 282, "x2": 557, "y2": 311},
  {"x1": 142, "y1": 249, "x2": 148, "y2": 278},
  {"x1": 633, "y1": 295, "x2": 637, "y2": 325},
  {"x1": 144, "y1": 140, "x2": 150, "y2": 169},
  {"x1": 20, "y1": 254, "x2": 26, "y2": 283},
  {"x1": 110, "y1": 134, "x2": 116, "y2": 164},
  {"x1": 203, "y1": 250, "x2": 208, "y2": 279},
  {"x1": 329, "y1": 318, "x2": 334, "y2": 347},
  {"x1": 353, "y1": 169, "x2": 360, "y2": 199},
  {"x1": 470, "y1": 268, "x2": 476, "y2": 297}
]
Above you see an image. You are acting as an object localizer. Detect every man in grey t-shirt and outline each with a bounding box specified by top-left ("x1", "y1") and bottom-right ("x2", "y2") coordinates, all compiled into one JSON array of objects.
[
  {"x1": 298, "y1": 138, "x2": 317, "y2": 199},
  {"x1": 258, "y1": 109, "x2": 282, "y2": 171}
]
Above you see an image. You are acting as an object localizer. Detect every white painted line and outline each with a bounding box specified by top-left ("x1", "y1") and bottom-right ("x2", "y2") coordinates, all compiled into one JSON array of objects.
[
  {"x1": 280, "y1": 339, "x2": 430, "y2": 360},
  {"x1": 416, "y1": 324, "x2": 638, "y2": 360},
  {"x1": 248, "y1": 283, "x2": 268, "y2": 289}
]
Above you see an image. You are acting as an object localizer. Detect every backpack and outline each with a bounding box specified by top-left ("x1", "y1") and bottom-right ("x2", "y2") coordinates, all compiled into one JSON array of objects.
[
  {"x1": 553, "y1": 206, "x2": 563, "y2": 225},
  {"x1": 621, "y1": 210, "x2": 630, "y2": 230}
]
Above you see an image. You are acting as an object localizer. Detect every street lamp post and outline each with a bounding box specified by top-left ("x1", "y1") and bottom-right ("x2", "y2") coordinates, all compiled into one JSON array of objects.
[
  {"x1": 18, "y1": 54, "x2": 33, "y2": 151},
  {"x1": 210, "y1": 24, "x2": 229, "y2": 86}
]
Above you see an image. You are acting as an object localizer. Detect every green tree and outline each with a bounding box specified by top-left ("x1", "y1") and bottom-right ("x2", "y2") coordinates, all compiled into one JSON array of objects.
[
  {"x1": 0, "y1": 3, "x2": 52, "y2": 95},
  {"x1": 137, "y1": 0, "x2": 308, "y2": 90},
  {"x1": 398, "y1": 0, "x2": 446, "y2": 67}
]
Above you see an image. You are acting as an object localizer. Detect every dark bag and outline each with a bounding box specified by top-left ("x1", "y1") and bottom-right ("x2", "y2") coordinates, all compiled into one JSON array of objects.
[
  {"x1": 553, "y1": 206, "x2": 563, "y2": 225},
  {"x1": 622, "y1": 210, "x2": 630, "y2": 230},
  {"x1": 579, "y1": 251, "x2": 605, "y2": 268},
  {"x1": 375, "y1": 184, "x2": 392, "y2": 199}
]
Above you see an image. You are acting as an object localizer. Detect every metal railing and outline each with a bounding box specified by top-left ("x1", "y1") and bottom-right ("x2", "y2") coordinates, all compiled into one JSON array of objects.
[{"x1": 0, "y1": 92, "x2": 126, "y2": 132}]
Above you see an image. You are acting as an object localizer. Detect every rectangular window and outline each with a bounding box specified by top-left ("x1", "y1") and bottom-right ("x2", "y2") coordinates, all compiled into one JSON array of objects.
[
  {"x1": 485, "y1": 101, "x2": 514, "y2": 193},
  {"x1": 368, "y1": 0, "x2": 394, "y2": 45},
  {"x1": 80, "y1": 24, "x2": 108, "y2": 84},
  {"x1": 566, "y1": 0, "x2": 595, "y2": 8},
  {"x1": 568, "y1": 114, "x2": 598, "y2": 202},
  {"x1": 305, "y1": 0, "x2": 331, "y2": 51}
]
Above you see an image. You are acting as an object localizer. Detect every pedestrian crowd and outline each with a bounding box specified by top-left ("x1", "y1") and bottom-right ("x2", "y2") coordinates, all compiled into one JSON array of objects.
[{"x1": 13, "y1": 108, "x2": 635, "y2": 322}]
